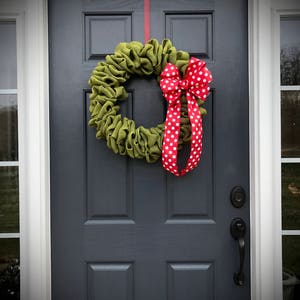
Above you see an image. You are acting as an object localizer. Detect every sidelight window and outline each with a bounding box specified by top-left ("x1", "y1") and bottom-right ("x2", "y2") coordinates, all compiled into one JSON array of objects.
[
  {"x1": 0, "y1": 20, "x2": 20, "y2": 299},
  {"x1": 280, "y1": 15, "x2": 300, "y2": 300}
]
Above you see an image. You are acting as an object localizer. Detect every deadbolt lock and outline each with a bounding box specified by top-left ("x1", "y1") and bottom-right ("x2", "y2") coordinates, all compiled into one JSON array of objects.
[{"x1": 230, "y1": 186, "x2": 246, "y2": 208}]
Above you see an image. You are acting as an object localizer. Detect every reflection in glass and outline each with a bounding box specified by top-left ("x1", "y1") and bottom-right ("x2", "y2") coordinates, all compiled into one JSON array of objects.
[
  {"x1": 0, "y1": 238, "x2": 19, "y2": 299},
  {"x1": 0, "y1": 95, "x2": 18, "y2": 161},
  {"x1": 282, "y1": 236, "x2": 300, "y2": 300},
  {"x1": 0, "y1": 22, "x2": 17, "y2": 89},
  {"x1": 0, "y1": 167, "x2": 19, "y2": 233},
  {"x1": 281, "y1": 91, "x2": 300, "y2": 157},
  {"x1": 280, "y1": 17, "x2": 300, "y2": 85}
]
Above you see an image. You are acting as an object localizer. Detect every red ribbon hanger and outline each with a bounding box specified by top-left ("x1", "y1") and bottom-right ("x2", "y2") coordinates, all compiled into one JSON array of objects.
[
  {"x1": 144, "y1": 0, "x2": 150, "y2": 43},
  {"x1": 160, "y1": 58, "x2": 213, "y2": 176}
]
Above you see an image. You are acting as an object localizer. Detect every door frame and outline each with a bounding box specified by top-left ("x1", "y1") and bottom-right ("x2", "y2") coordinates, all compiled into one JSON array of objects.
[{"x1": 2, "y1": 0, "x2": 298, "y2": 299}]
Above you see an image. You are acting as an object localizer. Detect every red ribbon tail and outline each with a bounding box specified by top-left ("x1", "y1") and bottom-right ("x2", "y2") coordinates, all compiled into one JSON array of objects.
[
  {"x1": 162, "y1": 94, "x2": 203, "y2": 177},
  {"x1": 162, "y1": 101, "x2": 181, "y2": 176},
  {"x1": 180, "y1": 94, "x2": 203, "y2": 175}
]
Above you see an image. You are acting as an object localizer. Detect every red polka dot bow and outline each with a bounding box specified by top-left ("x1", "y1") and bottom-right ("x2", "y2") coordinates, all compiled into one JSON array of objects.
[{"x1": 160, "y1": 57, "x2": 213, "y2": 176}]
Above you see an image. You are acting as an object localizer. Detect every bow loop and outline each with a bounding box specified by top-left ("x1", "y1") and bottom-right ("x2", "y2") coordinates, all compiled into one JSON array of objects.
[
  {"x1": 160, "y1": 63, "x2": 182, "y2": 105},
  {"x1": 160, "y1": 63, "x2": 181, "y2": 80}
]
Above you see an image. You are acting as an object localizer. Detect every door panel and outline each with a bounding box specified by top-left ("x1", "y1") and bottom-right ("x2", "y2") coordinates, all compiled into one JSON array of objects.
[
  {"x1": 164, "y1": 13, "x2": 213, "y2": 60},
  {"x1": 49, "y1": 0, "x2": 249, "y2": 299}
]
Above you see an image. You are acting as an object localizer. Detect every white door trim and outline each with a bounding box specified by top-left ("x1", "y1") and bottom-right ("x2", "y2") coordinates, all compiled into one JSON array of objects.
[
  {"x1": 2, "y1": 0, "x2": 299, "y2": 299},
  {"x1": 249, "y1": 0, "x2": 281, "y2": 299},
  {"x1": 20, "y1": 0, "x2": 51, "y2": 299}
]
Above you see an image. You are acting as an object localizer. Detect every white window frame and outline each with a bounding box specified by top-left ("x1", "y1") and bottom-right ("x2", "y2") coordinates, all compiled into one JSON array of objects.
[{"x1": 1, "y1": 0, "x2": 300, "y2": 299}]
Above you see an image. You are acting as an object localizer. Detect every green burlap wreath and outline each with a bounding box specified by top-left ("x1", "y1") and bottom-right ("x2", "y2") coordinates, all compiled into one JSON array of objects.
[{"x1": 88, "y1": 39, "x2": 207, "y2": 163}]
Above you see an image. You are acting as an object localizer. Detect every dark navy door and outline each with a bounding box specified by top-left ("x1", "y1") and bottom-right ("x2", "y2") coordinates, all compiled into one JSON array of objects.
[{"x1": 49, "y1": 0, "x2": 250, "y2": 299}]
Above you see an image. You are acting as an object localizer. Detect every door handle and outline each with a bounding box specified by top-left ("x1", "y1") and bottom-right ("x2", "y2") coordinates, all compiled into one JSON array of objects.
[{"x1": 230, "y1": 218, "x2": 246, "y2": 286}]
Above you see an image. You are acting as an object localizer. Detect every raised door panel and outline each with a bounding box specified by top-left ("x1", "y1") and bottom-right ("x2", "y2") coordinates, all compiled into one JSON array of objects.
[
  {"x1": 167, "y1": 262, "x2": 214, "y2": 300},
  {"x1": 84, "y1": 13, "x2": 133, "y2": 61},
  {"x1": 165, "y1": 13, "x2": 213, "y2": 60},
  {"x1": 87, "y1": 263, "x2": 134, "y2": 300}
]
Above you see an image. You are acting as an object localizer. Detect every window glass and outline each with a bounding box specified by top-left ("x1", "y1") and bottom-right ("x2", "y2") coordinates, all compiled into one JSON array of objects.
[
  {"x1": 280, "y1": 17, "x2": 300, "y2": 86},
  {"x1": 0, "y1": 166, "x2": 19, "y2": 233},
  {"x1": 282, "y1": 236, "x2": 300, "y2": 300},
  {"x1": 0, "y1": 22, "x2": 17, "y2": 89},
  {"x1": 282, "y1": 164, "x2": 300, "y2": 230},
  {"x1": 0, "y1": 238, "x2": 19, "y2": 299},
  {"x1": 0, "y1": 95, "x2": 18, "y2": 161},
  {"x1": 281, "y1": 91, "x2": 300, "y2": 158}
]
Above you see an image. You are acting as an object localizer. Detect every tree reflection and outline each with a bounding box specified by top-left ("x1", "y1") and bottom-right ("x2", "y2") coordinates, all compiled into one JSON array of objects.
[{"x1": 281, "y1": 46, "x2": 300, "y2": 85}]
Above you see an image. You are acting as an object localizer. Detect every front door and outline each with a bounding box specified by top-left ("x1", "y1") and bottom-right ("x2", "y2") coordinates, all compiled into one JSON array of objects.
[{"x1": 49, "y1": 0, "x2": 250, "y2": 299}]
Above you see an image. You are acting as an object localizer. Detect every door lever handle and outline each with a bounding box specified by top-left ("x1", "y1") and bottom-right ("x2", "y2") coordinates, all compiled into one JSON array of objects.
[{"x1": 230, "y1": 218, "x2": 246, "y2": 286}]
